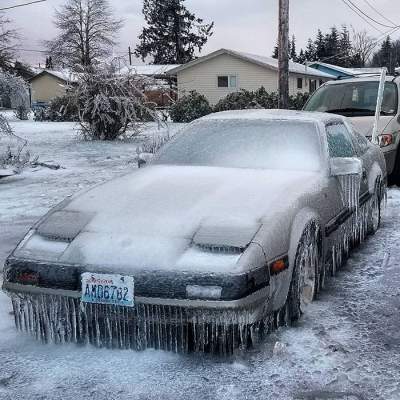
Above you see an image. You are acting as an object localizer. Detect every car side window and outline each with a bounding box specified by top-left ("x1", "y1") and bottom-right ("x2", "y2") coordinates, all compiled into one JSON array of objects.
[{"x1": 326, "y1": 123, "x2": 356, "y2": 158}]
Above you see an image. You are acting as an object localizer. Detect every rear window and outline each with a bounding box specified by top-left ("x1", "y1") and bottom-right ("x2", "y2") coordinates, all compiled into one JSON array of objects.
[{"x1": 304, "y1": 81, "x2": 398, "y2": 117}]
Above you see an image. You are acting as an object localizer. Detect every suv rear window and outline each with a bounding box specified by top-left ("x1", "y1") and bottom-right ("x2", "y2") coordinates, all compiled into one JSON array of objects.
[{"x1": 304, "y1": 81, "x2": 398, "y2": 117}]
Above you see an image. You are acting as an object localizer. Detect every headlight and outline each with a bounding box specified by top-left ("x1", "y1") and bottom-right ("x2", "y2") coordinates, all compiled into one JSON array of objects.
[
  {"x1": 378, "y1": 133, "x2": 394, "y2": 148},
  {"x1": 186, "y1": 285, "x2": 222, "y2": 300}
]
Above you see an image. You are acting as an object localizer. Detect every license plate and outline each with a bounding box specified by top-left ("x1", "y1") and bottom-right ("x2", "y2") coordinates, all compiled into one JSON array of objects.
[{"x1": 81, "y1": 273, "x2": 135, "y2": 307}]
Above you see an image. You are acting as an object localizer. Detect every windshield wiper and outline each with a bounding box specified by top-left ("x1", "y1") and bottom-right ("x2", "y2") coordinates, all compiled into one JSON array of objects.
[{"x1": 325, "y1": 108, "x2": 374, "y2": 115}]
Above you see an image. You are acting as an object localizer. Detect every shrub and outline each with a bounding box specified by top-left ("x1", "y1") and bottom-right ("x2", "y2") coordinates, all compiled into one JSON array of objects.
[
  {"x1": 0, "y1": 71, "x2": 30, "y2": 120},
  {"x1": 213, "y1": 87, "x2": 309, "y2": 113},
  {"x1": 33, "y1": 94, "x2": 79, "y2": 122},
  {"x1": 75, "y1": 68, "x2": 159, "y2": 141},
  {"x1": 0, "y1": 115, "x2": 35, "y2": 173},
  {"x1": 170, "y1": 91, "x2": 212, "y2": 123}
]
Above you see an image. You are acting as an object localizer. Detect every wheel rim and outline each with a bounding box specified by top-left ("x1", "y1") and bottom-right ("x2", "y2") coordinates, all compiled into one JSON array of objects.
[{"x1": 298, "y1": 240, "x2": 318, "y2": 309}]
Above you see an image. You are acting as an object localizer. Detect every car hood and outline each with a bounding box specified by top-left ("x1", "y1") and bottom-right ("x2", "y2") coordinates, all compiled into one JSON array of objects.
[
  {"x1": 23, "y1": 166, "x2": 324, "y2": 273},
  {"x1": 348, "y1": 115, "x2": 395, "y2": 137}
]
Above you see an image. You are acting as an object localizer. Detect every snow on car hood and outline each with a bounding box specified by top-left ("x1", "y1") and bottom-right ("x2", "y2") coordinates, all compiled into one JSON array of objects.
[
  {"x1": 349, "y1": 115, "x2": 395, "y2": 137},
  {"x1": 36, "y1": 166, "x2": 323, "y2": 273}
]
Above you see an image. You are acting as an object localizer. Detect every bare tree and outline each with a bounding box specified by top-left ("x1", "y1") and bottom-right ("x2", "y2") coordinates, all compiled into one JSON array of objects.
[
  {"x1": 352, "y1": 28, "x2": 376, "y2": 67},
  {"x1": 0, "y1": 13, "x2": 18, "y2": 70},
  {"x1": 46, "y1": 0, "x2": 123, "y2": 70}
]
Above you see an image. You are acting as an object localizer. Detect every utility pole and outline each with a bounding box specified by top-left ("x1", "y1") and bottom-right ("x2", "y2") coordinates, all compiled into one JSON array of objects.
[
  {"x1": 278, "y1": 0, "x2": 289, "y2": 109},
  {"x1": 128, "y1": 46, "x2": 133, "y2": 66}
]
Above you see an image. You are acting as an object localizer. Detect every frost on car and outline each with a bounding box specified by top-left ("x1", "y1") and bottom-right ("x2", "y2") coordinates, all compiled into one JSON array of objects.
[{"x1": 2, "y1": 110, "x2": 387, "y2": 353}]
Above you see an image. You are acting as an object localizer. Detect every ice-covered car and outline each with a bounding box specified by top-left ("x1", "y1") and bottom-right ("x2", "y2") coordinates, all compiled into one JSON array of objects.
[
  {"x1": 304, "y1": 75, "x2": 400, "y2": 184},
  {"x1": 2, "y1": 110, "x2": 387, "y2": 353}
]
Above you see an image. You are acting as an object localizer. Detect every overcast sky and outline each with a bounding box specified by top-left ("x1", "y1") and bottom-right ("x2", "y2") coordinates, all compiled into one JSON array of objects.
[{"x1": 3, "y1": 0, "x2": 400, "y2": 67}]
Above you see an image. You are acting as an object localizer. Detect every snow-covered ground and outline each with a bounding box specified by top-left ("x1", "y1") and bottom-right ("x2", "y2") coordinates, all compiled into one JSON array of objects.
[{"x1": 1, "y1": 115, "x2": 400, "y2": 400}]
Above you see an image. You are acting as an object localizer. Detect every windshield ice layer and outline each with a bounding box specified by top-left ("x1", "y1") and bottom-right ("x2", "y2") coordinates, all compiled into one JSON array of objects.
[{"x1": 154, "y1": 119, "x2": 322, "y2": 172}]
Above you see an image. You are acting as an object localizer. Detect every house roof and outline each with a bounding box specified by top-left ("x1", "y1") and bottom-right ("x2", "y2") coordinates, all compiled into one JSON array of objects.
[
  {"x1": 309, "y1": 62, "x2": 383, "y2": 77},
  {"x1": 119, "y1": 64, "x2": 180, "y2": 77},
  {"x1": 29, "y1": 69, "x2": 80, "y2": 83},
  {"x1": 167, "y1": 49, "x2": 336, "y2": 79}
]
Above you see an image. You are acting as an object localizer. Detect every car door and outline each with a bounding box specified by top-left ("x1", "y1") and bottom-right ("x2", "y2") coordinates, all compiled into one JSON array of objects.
[{"x1": 325, "y1": 121, "x2": 368, "y2": 199}]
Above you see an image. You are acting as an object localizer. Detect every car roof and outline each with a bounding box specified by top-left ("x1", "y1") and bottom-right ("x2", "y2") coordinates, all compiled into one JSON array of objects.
[
  {"x1": 201, "y1": 109, "x2": 345, "y2": 124},
  {"x1": 324, "y1": 75, "x2": 400, "y2": 85}
]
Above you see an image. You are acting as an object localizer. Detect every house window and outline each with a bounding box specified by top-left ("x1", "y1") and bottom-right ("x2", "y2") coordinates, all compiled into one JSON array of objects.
[
  {"x1": 297, "y1": 78, "x2": 303, "y2": 89},
  {"x1": 218, "y1": 75, "x2": 237, "y2": 88}
]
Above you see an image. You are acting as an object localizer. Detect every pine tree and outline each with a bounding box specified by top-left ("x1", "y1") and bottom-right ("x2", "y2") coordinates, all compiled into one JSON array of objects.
[
  {"x1": 45, "y1": 56, "x2": 54, "y2": 69},
  {"x1": 325, "y1": 27, "x2": 340, "y2": 65},
  {"x1": 304, "y1": 39, "x2": 316, "y2": 62},
  {"x1": 272, "y1": 39, "x2": 279, "y2": 59},
  {"x1": 372, "y1": 36, "x2": 394, "y2": 73},
  {"x1": 135, "y1": 0, "x2": 214, "y2": 64},
  {"x1": 339, "y1": 25, "x2": 352, "y2": 67},
  {"x1": 315, "y1": 30, "x2": 326, "y2": 61},
  {"x1": 289, "y1": 35, "x2": 297, "y2": 62},
  {"x1": 297, "y1": 49, "x2": 306, "y2": 64}
]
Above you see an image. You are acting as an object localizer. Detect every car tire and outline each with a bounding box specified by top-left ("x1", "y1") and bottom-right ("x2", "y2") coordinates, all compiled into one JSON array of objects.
[
  {"x1": 287, "y1": 222, "x2": 320, "y2": 323},
  {"x1": 367, "y1": 183, "x2": 382, "y2": 235}
]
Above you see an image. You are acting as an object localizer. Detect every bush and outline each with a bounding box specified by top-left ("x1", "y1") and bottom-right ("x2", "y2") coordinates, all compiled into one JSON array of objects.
[
  {"x1": 33, "y1": 94, "x2": 79, "y2": 122},
  {"x1": 213, "y1": 87, "x2": 309, "y2": 113},
  {"x1": 170, "y1": 91, "x2": 212, "y2": 123},
  {"x1": 0, "y1": 115, "x2": 35, "y2": 173},
  {"x1": 75, "y1": 68, "x2": 159, "y2": 141},
  {"x1": 0, "y1": 71, "x2": 30, "y2": 120},
  {"x1": 213, "y1": 89, "x2": 257, "y2": 112}
]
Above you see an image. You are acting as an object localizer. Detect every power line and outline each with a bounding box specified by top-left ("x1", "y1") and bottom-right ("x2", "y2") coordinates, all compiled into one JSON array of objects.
[
  {"x1": 0, "y1": 0, "x2": 46, "y2": 12},
  {"x1": 340, "y1": 0, "x2": 385, "y2": 34},
  {"x1": 362, "y1": 0, "x2": 397, "y2": 27},
  {"x1": 343, "y1": 0, "x2": 397, "y2": 29}
]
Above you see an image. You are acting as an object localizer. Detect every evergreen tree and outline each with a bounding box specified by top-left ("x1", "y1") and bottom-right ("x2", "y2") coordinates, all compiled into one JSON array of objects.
[
  {"x1": 304, "y1": 39, "x2": 316, "y2": 62},
  {"x1": 371, "y1": 36, "x2": 395, "y2": 73},
  {"x1": 45, "y1": 56, "x2": 54, "y2": 69},
  {"x1": 272, "y1": 39, "x2": 279, "y2": 59},
  {"x1": 135, "y1": 0, "x2": 214, "y2": 64},
  {"x1": 325, "y1": 27, "x2": 340, "y2": 65},
  {"x1": 297, "y1": 49, "x2": 306, "y2": 64},
  {"x1": 289, "y1": 35, "x2": 297, "y2": 62},
  {"x1": 315, "y1": 29, "x2": 326, "y2": 60},
  {"x1": 339, "y1": 25, "x2": 352, "y2": 67}
]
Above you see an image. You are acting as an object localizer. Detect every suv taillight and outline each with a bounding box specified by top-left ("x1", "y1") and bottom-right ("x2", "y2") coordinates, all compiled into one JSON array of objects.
[{"x1": 378, "y1": 133, "x2": 394, "y2": 148}]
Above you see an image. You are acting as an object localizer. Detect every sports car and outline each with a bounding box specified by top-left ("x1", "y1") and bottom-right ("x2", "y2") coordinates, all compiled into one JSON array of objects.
[{"x1": 2, "y1": 110, "x2": 387, "y2": 353}]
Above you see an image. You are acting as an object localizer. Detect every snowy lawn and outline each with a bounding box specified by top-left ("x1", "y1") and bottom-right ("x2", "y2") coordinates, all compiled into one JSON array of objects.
[{"x1": 1, "y1": 114, "x2": 400, "y2": 399}]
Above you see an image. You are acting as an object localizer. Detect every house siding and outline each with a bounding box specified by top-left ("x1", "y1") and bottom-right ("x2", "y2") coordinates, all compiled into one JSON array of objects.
[
  {"x1": 30, "y1": 74, "x2": 68, "y2": 104},
  {"x1": 177, "y1": 53, "x2": 329, "y2": 105}
]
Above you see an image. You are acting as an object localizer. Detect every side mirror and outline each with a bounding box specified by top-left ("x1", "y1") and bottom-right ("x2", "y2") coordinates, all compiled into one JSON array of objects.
[
  {"x1": 330, "y1": 157, "x2": 362, "y2": 176},
  {"x1": 136, "y1": 152, "x2": 154, "y2": 168}
]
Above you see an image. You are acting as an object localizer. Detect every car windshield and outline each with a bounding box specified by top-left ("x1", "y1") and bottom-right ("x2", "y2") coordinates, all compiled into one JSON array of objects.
[
  {"x1": 304, "y1": 81, "x2": 398, "y2": 117},
  {"x1": 154, "y1": 119, "x2": 322, "y2": 171}
]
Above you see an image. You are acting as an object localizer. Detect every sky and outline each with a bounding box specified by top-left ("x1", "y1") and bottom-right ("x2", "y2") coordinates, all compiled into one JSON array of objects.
[{"x1": 2, "y1": 0, "x2": 400, "y2": 67}]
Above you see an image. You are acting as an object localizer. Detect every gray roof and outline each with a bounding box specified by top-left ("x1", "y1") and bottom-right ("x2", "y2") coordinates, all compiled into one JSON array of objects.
[{"x1": 168, "y1": 49, "x2": 336, "y2": 79}]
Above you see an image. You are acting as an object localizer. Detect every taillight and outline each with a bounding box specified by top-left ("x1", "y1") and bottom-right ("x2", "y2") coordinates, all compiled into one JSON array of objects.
[{"x1": 378, "y1": 133, "x2": 394, "y2": 148}]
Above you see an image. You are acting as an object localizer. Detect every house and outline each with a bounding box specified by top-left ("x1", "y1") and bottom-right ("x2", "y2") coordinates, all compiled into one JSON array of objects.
[
  {"x1": 308, "y1": 62, "x2": 383, "y2": 79},
  {"x1": 29, "y1": 70, "x2": 79, "y2": 106},
  {"x1": 119, "y1": 64, "x2": 180, "y2": 107},
  {"x1": 167, "y1": 49, "x2": 335, "y2": 105}
]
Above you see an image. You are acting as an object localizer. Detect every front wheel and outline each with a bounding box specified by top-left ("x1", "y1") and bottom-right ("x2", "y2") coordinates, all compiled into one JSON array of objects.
[
  {"x1": 287, "y1": 222, "x2": 321, "y2": 323},
  {"x1": 367, "y1": 190, "x2": 381, "y2": 235}
]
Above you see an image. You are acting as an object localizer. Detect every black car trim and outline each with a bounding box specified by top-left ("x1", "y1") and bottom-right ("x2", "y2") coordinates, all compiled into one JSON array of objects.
[
  {"x1": 2, "y1": 281, "x2": 270, "y2": 312},
  {"x1": 3, "y1": 256, "x2": 272, "y2": 302},
  {"x1": 325, "y1": 190, "x2": 372, "y2": 237}
]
